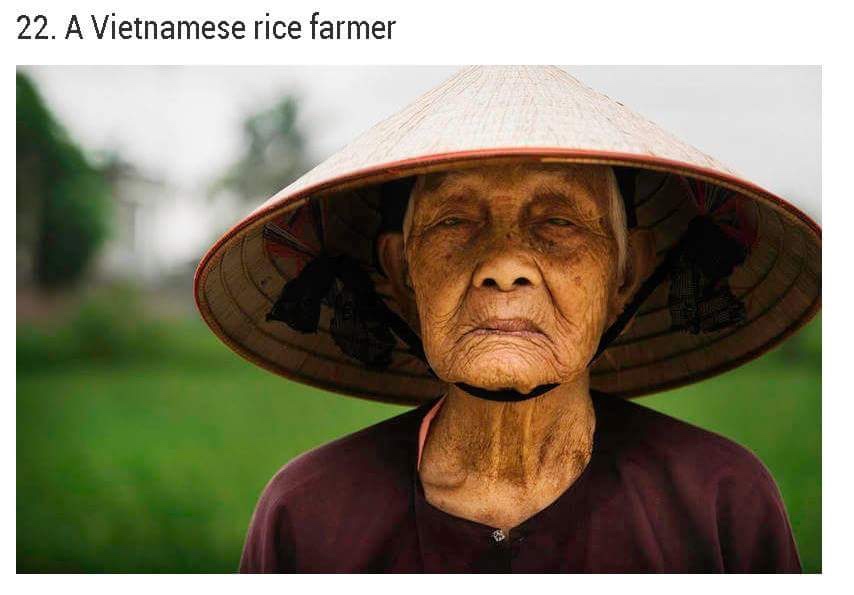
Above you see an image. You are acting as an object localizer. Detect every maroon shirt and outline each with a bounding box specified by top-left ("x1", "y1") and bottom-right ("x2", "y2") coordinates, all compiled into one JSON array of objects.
[{"x1": 239, "y1": 392, "x2": 801, "y2": 573}]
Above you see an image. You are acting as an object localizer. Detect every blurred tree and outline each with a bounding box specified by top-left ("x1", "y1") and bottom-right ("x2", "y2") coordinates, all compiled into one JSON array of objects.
[
  {"x1": 777, "y1": 314, "x2": 822, "y2": 370},
  {"x1": 214, "y1": 95, "x2": 311, "y2": 203},
  {"x1": 16, "y1": 71, "x2": 111, "y2": 289}
]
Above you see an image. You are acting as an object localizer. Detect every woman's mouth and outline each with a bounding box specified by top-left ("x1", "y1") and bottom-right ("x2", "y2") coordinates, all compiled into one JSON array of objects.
[{"x1": 467, "y1": 317, "x2": 547, "y2": 338}]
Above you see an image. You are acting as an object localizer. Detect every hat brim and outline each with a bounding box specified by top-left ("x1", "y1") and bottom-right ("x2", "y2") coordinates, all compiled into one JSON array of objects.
[{"x1": 195, "y1": 147, "x2": 820, "y2": 406}]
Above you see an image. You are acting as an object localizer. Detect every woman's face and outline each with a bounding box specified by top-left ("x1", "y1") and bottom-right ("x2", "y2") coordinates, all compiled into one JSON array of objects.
[{"x1": 402, "y1": 163, "x2": 628, "y2": 394}]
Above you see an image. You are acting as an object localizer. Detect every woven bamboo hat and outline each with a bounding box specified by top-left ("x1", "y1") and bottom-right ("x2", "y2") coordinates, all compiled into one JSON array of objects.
[{"x1": 194, "y1": 66, "x2": 821, "y2": 406}]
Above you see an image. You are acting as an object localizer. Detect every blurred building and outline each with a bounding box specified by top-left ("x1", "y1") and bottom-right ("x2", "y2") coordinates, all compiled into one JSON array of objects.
[
  {"x1": 98, "y1": 158, "x2": 207, "y2": 316},
  {"x1": 99, "y1": 159, "x2": 169, "y2": 285}
]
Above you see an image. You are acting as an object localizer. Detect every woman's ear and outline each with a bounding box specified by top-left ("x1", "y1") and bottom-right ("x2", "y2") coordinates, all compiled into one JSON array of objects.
[
  {"x1": 375, "y1": 231, "x2": 420, "y2": 333},
  {"x1": 609, "y1": 228, "x2": 657, "y2": 326}
]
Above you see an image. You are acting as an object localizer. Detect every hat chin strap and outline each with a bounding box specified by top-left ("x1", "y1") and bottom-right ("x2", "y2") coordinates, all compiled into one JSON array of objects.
[
  {"x1": 452, "y1": 381, "x2": 560, "y2": 402},
  {"x1": 450, "y1": 303, "x2": 634, "y2": 403}
]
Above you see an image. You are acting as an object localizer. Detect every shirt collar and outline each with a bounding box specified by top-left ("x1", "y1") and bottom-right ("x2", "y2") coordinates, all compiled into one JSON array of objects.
[
  {"x1": 411, "y1": 392, "x2": 611, "y2": 571},
  {"x1": 416, "y1": 395, "x2": 446, "y2": 470}
]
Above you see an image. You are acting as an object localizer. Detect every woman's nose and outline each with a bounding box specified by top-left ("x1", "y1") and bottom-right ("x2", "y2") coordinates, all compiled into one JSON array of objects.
[{"x1": 472, "y1": 251, "x2": 543, "y2": 291}]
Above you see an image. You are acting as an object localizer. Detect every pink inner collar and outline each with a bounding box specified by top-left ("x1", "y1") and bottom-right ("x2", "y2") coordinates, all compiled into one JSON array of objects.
[{"x1": 417, "y1": 396, "x2": 446, "y2": 470}]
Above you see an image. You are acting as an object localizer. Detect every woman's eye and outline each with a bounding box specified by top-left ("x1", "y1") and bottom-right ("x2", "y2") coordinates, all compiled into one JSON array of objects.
[
  {"x1": 439, "y1": 217, "x2": 464, "y2": 227},
  {"x1": 546, "y1": 217, "x2": 574, "y2": 227}
]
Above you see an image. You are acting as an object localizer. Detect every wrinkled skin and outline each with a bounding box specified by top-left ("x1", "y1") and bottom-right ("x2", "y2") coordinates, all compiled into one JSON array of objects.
[
  {"x1": 376, "y1": 163, "x2": 655, "y2": 532},
  {"x1": 411, "y1": 164, "x2": 624, "y2": 392}
]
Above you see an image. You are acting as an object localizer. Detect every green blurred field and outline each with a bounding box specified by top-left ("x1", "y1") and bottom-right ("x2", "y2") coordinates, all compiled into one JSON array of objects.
[{"x1": 17, "y1": 307, "x2": 821, "y2": 573}]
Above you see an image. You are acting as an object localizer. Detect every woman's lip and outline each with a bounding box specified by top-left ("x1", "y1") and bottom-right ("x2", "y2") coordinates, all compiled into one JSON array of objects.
[
  {"x1": 468, "y1": 328, "x2": 546, "y2": 338},
  {"x1": 470, "y1": 318, "x2": 545, "y2": 334}
]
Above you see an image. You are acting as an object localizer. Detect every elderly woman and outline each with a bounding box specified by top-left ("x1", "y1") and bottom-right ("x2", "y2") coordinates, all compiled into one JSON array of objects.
[{"x1": 195, "y1": 67, "x2": 820, "y2": 572}]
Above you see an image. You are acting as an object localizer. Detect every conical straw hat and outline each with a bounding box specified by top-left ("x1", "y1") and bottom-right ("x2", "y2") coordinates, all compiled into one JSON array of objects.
[{"x1": 194, "y1": 66, "x2": 821, "y2": 406}]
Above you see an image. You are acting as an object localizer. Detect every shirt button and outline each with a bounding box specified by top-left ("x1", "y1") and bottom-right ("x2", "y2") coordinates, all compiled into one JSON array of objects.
[{"x1": 492, "y1": 529, "x2": 506, "y2": 542}]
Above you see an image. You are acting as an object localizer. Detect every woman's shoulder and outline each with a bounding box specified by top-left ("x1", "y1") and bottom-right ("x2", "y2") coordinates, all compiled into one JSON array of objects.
[
  {"x1": 255, "y1": 401, "x2": 430, "y2": 511},
  {"x1": 240, "y1": 401, "x2": 432, "y2": 572},
  {"x1": 589, "y1": 392, "x2": 799, "y2": 572},
  {"x1": 591, "y1": 392, "x2": 775, "y2": 486}
]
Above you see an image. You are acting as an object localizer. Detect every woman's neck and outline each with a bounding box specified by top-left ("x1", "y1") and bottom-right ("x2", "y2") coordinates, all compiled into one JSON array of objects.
[{"x1": 418, "y1": 374, "x2": 595, "y2": 530}]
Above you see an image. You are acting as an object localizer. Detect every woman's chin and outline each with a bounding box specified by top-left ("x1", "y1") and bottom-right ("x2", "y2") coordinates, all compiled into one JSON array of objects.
[{"x1": 453, "y1": 353, "x2": 558, "y2": 393}]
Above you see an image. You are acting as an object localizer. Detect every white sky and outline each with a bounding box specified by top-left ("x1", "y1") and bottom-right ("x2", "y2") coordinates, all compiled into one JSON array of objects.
[{"x1": 22, "y1": 66, "x2": 821, "y2": 267}]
